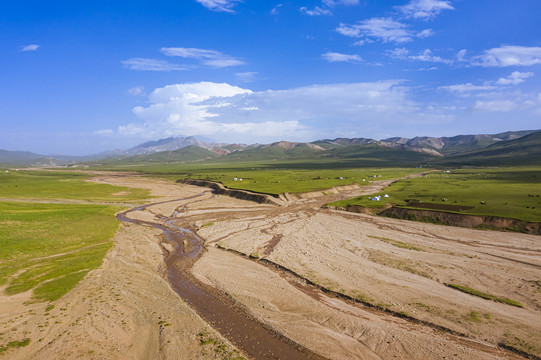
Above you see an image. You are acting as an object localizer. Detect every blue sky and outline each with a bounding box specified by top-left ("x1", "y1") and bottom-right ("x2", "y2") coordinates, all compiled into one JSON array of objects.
[{"x1": 1, "y1": 0, "x2": 540, "y2": 155}]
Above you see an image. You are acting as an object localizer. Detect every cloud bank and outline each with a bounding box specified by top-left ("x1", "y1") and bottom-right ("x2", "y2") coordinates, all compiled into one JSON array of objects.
[{"x1": 107, "y1": 80, "x2": 454, "y2": 142}]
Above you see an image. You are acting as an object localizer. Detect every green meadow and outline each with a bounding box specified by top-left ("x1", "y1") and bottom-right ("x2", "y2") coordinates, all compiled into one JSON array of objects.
[
  {"x1": 173, "y1": 167, "x2": 424, "y2": 194},
  {"x1": 0, "y1": 171, "x2": 149, "y2": 302},
  {"x1": 92, "y1": 160, "x2": 425, "y2": 195},
  {"x1": 0, "y1": 170, "x2": 148, "y2": 201},
  {"x1": 328, "y1": 167, "x2": 541, "y2": 222},
  {"x1": 0, "y1": 202, "x2": 119, "y2": 301}
]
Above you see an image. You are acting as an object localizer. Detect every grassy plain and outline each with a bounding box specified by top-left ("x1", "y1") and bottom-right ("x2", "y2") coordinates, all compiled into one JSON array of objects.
[
  {"x1": 328, "y1": 167, "x2": 541, "y2": 222},
  {"x1": 92, "y1": 160, "x2": 425, "y2": 195},
  {"x1": 0, "y1": 202, "x2": 119, "y2": 301},
  {"x1": 0, "y1": 171, "x2": 150, "y2": 302},
  {"x1": 0, "y1": 170, "x2": 148, "y2": 201}
]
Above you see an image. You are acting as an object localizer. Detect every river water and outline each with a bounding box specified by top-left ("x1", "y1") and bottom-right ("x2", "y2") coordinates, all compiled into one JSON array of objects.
[{"x1": 117, "y1": 194, "x2": 326, "y2": 360}]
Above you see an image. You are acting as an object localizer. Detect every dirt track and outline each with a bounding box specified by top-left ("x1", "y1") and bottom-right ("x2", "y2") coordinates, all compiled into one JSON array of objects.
[{"x1": 1, "y1": 173, "x2": 540, "y2": 359}]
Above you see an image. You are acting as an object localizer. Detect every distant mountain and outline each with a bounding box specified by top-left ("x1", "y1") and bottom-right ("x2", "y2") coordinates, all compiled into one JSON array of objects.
[
  {"x1": 223, "y1": 141, "x2": 325, "y2": 161},
  {"x1": 125, "y1": 136, "x2": 211, "y2": 155},
  {"x1": 319, "y1": 143, "x2": 437, "y2": 166},
  {"x1": 98, "y1": 145, "x2": 219, "y2": 165},
  {"x1": 435, "y1": 131, "x2": 541, "y2": 166},
  {"x1": 0, "y1": 150, "x2": 70, "y2": 166},
  {"x1": 2, "y1": 129, "x2": 539, "y2": 167},
  {"x1": 0, "y1": 149, "x2": 45, "y2": 164},
  {"x1": 381, "y1": 130, "x2": 538, "y2": 156}
]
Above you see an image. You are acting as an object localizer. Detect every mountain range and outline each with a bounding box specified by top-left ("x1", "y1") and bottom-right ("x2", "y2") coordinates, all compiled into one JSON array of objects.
[{"x1": 1, "y1": 130, "x2": 539, "y2": 167}]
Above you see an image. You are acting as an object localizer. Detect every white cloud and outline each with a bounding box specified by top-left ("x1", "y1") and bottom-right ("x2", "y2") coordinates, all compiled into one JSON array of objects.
[
  {"x1": 128, "y1": 86, "x2": 145, "y2": 96},
  {"x1": 322, "y1": 52, "x2": 363, "y2": 63},
  {"x1": 160, "y1": 47, "x2": 245, "y2": 68},
  {"x1": 117, "y1": 80, "x2": 433, "y2": 143},
  {"x1": 439, "y1": 83, "x2": 497, "y2": 94},
  {"x1": 323, "y1": 0, "x2": 359, "y2": 6},
  {"x1": 387, "y1": 48, "x2": 452, "y2": 64},
  {"x1": 472, "y1": 45, "x2": 541, "y2": 67},
  {"x1": 397, "y1": 0, "x2": 454, "y2": 19},
  {"x1": 300, "y1": 6, "x2": 332, "y2": 16},
  {"x1": 121, "y1": 58, "x2": 187, "y2": 71},
  {"x1": 300, "y1": 0, "x2": 358, "y2": 16},
  {"x1": 195, "y1": 0, "x2": 241, "y2": 13},
  {"x1": 495, "y1": 71, "x2": 534, "y2": 85},
  {"x1": 19, "y1": 44, "x2": 40, "y2": 52},
  {"x1": 409, "y1": 49, "x2": 452, "y2": 64},
  {"x1": 270, "y1": 4, "x2": 282, "y2": 15},
  {"x1": 337, "y1": 18, "x2": 433, "y2": 43},
  {"x1": 471, "y1": 100, "x2": 517, "y2": 112},
  {"x1": 457, "y1": 49, "x2": 467, "y2": 62},
  {"x1": 235, "y1": 71, "x2": 257, "y2": 83},
  {"x1": 93, "y1": 129, "x2": 114, "y2": 136}
]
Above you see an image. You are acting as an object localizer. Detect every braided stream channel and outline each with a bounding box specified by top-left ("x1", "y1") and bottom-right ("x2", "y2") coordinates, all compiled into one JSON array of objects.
[{"x1": 117, "y1": 194, "x2": 326, "y2": 360}]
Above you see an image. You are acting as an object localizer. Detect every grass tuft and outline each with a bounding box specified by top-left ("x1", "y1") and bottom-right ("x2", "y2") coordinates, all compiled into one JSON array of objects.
[
  {"x1": 445, "y1": 283, "x2": 523, "y2": 307},
  {"x1": 0, "y1": 338, "x2": 30, "y2": 354}
]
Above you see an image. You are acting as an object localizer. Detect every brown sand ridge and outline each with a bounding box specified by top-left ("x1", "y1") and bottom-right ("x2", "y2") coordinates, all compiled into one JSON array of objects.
[{"x1": 1, "y1": 172, "x2": 539, "y2": 359}]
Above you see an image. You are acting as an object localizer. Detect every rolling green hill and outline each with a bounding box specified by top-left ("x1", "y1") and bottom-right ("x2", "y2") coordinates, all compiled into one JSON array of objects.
[
  {"x1": 435, "y1": 131, "x2": 541, "y2": 166},
  {"x1": 98, "y1": 145, "x2": 218, "y2": 164},
  {"x1": 320, "y1": 143, "x2": 436, "y2": 166},
  {"x1": 0, "y1": 149, "x2": 47, "y2": 165}
]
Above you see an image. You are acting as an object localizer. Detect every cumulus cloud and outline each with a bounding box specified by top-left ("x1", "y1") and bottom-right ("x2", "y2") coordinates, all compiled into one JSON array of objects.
[
  {"x1": 322, "y1": 52, "x2": 363, "y2": 63},
  {"x1": 19, "y1": 44, "x2": 40, "y2": 52},
  {"x1": 160, "y1": 47, "x2": 245, "y2": 68},
  {"x1": 472, "y1": 45, "x2": 541, "y2": 67},
  {"x1": 471, "y1": 100, "x2": 517, "y2": 112},
  {"x1": 115, "y1": 80, "x2": 437, "y2": 143},
  {"x1": 195, "y1": 0, "x2": 241, "y2": 13},
  {"x1": 397, "y1": 0, "x2": 454, "y2": 19},
  {"x1": 337, "y1": 18, "x2": 433, "y2": 43},
  {"x1": 121, "y1": 58, "x2": 188, "y2": 71},
  {"x1": 495, "y1": 71, "x2": 534, "y2": 85}
]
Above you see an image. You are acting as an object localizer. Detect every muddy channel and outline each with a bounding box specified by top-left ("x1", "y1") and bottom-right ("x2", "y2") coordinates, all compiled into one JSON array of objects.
[{"x1": 117, "y1": 194, "x2": 326, "y2": 360}]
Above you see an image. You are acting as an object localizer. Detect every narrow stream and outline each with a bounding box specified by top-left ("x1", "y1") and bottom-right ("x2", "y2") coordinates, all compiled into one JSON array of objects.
[{"x1": 117, "y1": 194, "x2": 327, "y2": 360}]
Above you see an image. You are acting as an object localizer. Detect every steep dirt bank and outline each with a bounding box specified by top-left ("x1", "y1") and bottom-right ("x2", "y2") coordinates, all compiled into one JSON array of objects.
[
  {"x1": 378, "y1": 207, "x2": 541, "y2": 235},
  {"x1": 176, "y1": 179, "x2": 284, "y2": 205}
]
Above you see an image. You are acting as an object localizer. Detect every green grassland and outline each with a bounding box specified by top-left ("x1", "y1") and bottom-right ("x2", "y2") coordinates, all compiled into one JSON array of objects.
[
  {"x1": 174, "y1": 167, "x2": 425, "y2": 194},
  {"x1": 0, "y1": 170, "x2": 150, "y2": 302},
  {"x1": 91, "y1": 160, "x2": 426, "y2": 195},
  {"x1": 0, "y1": 202, "x2": 119, "y2": 301},
  {"x1": 328, "y1": 168, "x2": 541, "y2": 222},
  {"x1": 0, "y1": 170, "x2": 148, "y2": 201}
]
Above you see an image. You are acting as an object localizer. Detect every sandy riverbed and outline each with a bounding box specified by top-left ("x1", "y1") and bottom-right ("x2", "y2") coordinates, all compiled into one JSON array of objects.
[{"x1": 1, "y1": 173, "x2": 539, "y2": 359}]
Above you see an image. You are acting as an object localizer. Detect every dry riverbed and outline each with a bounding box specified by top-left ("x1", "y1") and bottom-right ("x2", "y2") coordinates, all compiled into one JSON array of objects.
[{"x1": 1, "y1": 173, "x2": 539, "y2": 359}]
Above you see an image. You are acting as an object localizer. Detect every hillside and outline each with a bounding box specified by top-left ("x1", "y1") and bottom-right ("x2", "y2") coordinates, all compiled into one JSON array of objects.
[
  {"x1": 435, "y1": 131, "x2": 541, "y2": 166},
  {"x1": 97, "y1": 145, "x2": 218, "y2": 164},
  {"x1": 222, "y1": 142, "x2": 323, "y2": 161},
  {"x1": 382, "y1": 130, "x2": 538, "y2": 156},
  {"x1": 320, "y1": 143, "x2": 437, "y2": 166}
]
